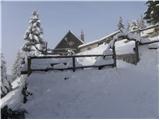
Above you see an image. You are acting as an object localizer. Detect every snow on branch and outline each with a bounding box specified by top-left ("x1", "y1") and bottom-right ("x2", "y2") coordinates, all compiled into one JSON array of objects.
[{"x1": 22, "y1": 11, "x2": 47, "y2": 56}]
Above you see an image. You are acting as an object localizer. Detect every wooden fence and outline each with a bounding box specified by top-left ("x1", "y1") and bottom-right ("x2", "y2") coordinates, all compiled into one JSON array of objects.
[
  {"x1": 21, "y1": 54, "x2": 116, "y2": 75},
  {"x1": 139, "y1": 40, "x2": 159, "y2": 45},
  {"x1": 21, "y1": 38, "x2": 158, "y2": 75}
]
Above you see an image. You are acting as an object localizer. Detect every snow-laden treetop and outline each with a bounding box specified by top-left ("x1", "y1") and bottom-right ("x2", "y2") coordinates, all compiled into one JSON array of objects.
[{"x1": 23, "y1": 11, "x2": 46, "y2": 54}]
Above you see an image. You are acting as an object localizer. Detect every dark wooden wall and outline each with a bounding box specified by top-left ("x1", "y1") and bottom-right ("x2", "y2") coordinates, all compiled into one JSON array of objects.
[{"x1": 53, "y1": 31, "x2": 84, "y2": 55}]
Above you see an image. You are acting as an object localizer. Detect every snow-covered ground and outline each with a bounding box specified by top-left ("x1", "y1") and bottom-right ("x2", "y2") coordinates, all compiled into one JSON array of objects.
[
  {"x1": 23, "y1": 41, "x2": 158, "y2": 118},
  {"x1": 1, "y1": 34, "x2": 158, "y2": 118},
  {"x1": 1, "y1": 75, "x2": 27, "y2": 110}
]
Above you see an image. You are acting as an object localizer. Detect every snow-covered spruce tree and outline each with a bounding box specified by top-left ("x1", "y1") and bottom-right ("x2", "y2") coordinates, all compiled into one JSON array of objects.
[
  {"x1": 1, "y1": 54, "x2": 12, "y2": 98},
  {"x1": 137, "y1": 16, "x2": 146, "y2": 30},
  {"x1": 12, "y1": 51, "x2": 25, "y2": 80},
  {"x1": 22, "y1": 11, "x2": 46, "y2": 56},
  {"x1": 117, "y1": 17, "x2": 125, "y2": 32},
  {"x1": 126, "y1": 22, "x2": 131, "y2": 32},
  {"x1": 144, "y1": 0, "x2": 159, "y2": 25}
]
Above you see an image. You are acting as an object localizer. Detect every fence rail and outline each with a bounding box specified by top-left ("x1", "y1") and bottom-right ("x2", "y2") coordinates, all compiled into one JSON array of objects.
[
  {"x1": 140, "y1": 40, "x2": 159, "y2": 45},
  {"x1": 21, "y1": 36, "x2": 152, "y2": 75},
  {"x1": 21, "y1": 54, "x2": 116, "y2": 75}
]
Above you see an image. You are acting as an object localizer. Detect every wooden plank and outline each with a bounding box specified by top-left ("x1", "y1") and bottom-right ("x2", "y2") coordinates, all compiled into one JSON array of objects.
[
  {"x1": 21, "y1": 71, "x2": 28, "y2": 74},
  {"x1": 140, "y1": 40, "x2": 159, "y2": 45},
  {"x1": 72, "y1": 57, "x2": 76, "y2": 72},
  {"x1": 75, "y1": 64, "x2": 114, "y2": 69},
  {"x1": 135, "y1": 41, "x2": 139, "y2": 63},
  {"x1": 31, "y1": 67, "x2": 74, "y2": 72},
  {"x1": 30, "y1": 54, "x2": 113, "y2": 59},
  {"x1": 23, "y1": 54, "x2": 115, "y2": 74},
  {"x1": 112, "y1": 45, "x2": 116, "y2": 67},
  {"x1": 30, "y1": 63, "x2": 114, "y2": 72},
  {"x1": 28, "y1": 57, "x2": 32, "y2": 75}
]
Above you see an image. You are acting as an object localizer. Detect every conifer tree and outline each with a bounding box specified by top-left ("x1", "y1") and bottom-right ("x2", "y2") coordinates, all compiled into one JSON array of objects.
[
  {"x1": 137, "y1": 15, "x2": 146, "y2": 30},
  {"x1": 126, "y1": 22, "x2": 131, "y2": 32},
  {"x1": 144, "y1": 0, "x2": 159, "y2": 25},
  {"x1": 117, "y1": 17, "x2": 125, "y2": 32},
  {"x1": 12, "y1": 51, "x2": 25, "y2": 80},
  {"x1": 22, "y1": 11, "x2": 46, "y2": 55},
  {"x1": 1, "y1": 54, "x2": 12, "y2": 97}
]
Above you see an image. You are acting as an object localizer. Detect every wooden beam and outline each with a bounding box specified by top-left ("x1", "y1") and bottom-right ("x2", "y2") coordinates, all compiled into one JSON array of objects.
[
  {"x1": 30, "y1": 63, "x2": 114, "y2": 72},
  {"x1": 140, "y1": 40, "x2": 159, "y2": 45},
  {"x1": 72, "y1": 56, "x2": 76, "y2": 72},
  {"x1": 30, "y1": 54, "x2": 113, "y2": 59}
]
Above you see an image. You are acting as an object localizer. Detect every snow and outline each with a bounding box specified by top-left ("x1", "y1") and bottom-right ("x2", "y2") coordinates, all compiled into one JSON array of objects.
[
  {"x1": 30, "y1": 39, "x2": 137, "y2": 70},
  {"x1": 115, "y1": 39, "x2": 135, "y2": 55},
  {"x1": 77, "y1": 43, "x2": 109, "y2": 65},
  {"x1": 2, "y1": 24, "x2": 158, "y2": 119},
  {"x1": 1, "y1": 75, "x2": 27, "y2": 110},
  {"x1": 140, "y1": 36, "x2": 159, "y2": 44},
  {"x1": 149, "y1": 36, "x2": 159, "y2": 41},
  {"x1": 11, "y1": 76, "x2": 24, "y2": 89},
  {"x1": 23, "y1": 11, "x2": 46, "y2": 54},
  {"x1": 1, "y1": 55, "x2": 12, "y2": 96},
  {"x1": 23, "y1": 37, "x2": 158, "y2": 118},
  {"x1": 148, "y1": 42, "x2": 159, "y2": 49},
  {"x1": 127, "y1": 32, "x2": 141, "y2": 41},
  {"x1": 31, "y1": 58, "x2": 72, "y2": 69},
  {"x1": 1, "y1": 88, "x2": 23, "y2": 110},
  {"x1": 95, "y1": 55, "x2": 113, "y2": 66},
  {"x1": 79, "y1": 30, "x2": 120, "y2": 48}
]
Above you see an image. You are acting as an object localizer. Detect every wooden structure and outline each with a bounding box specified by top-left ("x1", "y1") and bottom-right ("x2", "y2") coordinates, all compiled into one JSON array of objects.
[
  {"x1": 21, "y1": 36, "x2": 159, "y2": 75},
  {"x1": 112, "y1": 34, "x2": 140, "y2": 65},
  {"x1": 21, "y1": 53, "x2": 116, "y2": 75},
  {"x1": 53, "y1": 31, "x2": 84, "y2": 55}
]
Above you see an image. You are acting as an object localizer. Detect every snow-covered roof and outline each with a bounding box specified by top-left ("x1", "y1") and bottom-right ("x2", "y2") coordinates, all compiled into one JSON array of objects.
[{"x1": 79, "y1": 30, "x2": 120, "y2": 48}]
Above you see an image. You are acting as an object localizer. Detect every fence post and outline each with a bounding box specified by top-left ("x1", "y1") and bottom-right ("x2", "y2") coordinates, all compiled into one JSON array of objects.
[
  {"x1": 72, "y1": 56, "x2": 76, "y2": 72},
  {"x1": 28, "y1": 57, "x2": 32, "y2": 75},
  {"x1": 45, "y1": 42, "x2": 48, "y2": 54},
  {"x1": 135, "y1": 41, "x2": 139, "y2": 64},
  {"x1": 112, "y1": 45, "x2": 117, "y2": 67}
]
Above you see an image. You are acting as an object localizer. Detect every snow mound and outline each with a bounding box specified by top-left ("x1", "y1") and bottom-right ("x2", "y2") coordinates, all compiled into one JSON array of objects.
[
  {"x1": 115, "y1": 39, "x2": 135, "y2": 55},
  {"x1": 77, "y1": 44, "x2": 109, "y2": 65},
  {"x1": 1, "y1": 75, "x2": 27, "y2": 110}
]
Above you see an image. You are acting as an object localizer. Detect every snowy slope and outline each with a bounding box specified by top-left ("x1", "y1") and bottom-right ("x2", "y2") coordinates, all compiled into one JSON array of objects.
[
  {"x1": 1, "y1": 75, "x2": 27, "y2": 110},
  {"x1": 1, "y1": 74, "x2": 27, "y2": 112},
  {"x1": 23, "y1": 41, "x2": 158, "y2": 118}
]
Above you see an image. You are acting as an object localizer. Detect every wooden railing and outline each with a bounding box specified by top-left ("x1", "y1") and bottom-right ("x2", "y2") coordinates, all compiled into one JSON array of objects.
[
  {"x1": 21, "y1": 36, "x2": 156, "y2": 75},
  {"x1": 21, "y1": 54, "x2": 116, "y2": 75},
  {"x1": 139, "y1": 40, "x2": 159, "y2": 45}
]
